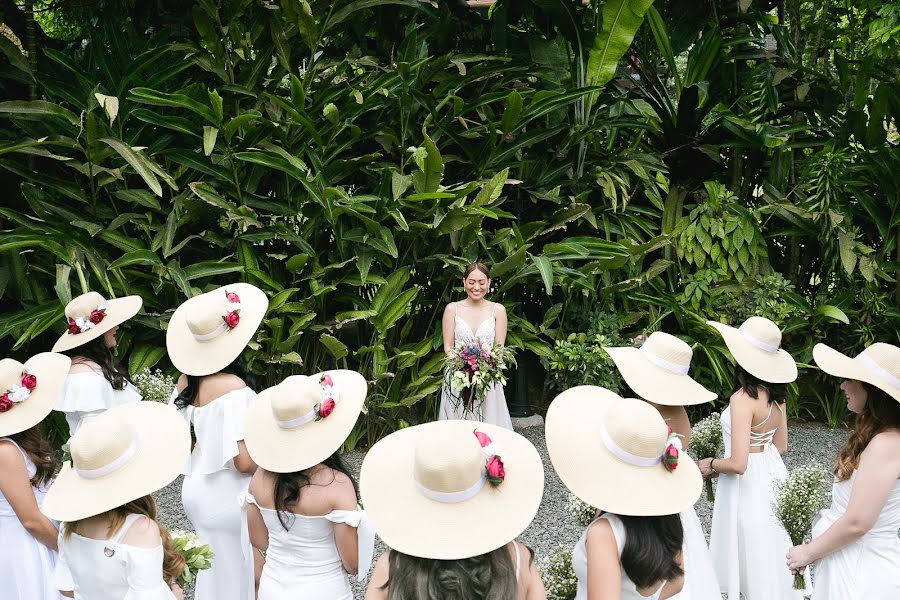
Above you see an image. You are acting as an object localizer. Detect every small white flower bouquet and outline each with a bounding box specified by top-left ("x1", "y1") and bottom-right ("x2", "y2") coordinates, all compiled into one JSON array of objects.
[
  {"x1": 689, "y1": 412, "x2": 722, "y2": 502},
  {"x1": 566, "y1": 492, "x2": 597, "y2": 527},
  {"x1": 772, "y1": 464, "x2": 830, "y2": 589},
  {"x1": 539, "y1": 545, "x2": 578, "y2": 600},
  {"x1": 132, "y1": 368, "x2": 176, "y2": 403},
  {"x1": 169, "y1": 530, "x2": 214, "y2": 586}
]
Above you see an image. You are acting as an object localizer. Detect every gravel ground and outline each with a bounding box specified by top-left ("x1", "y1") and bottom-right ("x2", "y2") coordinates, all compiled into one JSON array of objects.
[{"x1": 154, "y1": 422, "x2": 850, "y2": 599}]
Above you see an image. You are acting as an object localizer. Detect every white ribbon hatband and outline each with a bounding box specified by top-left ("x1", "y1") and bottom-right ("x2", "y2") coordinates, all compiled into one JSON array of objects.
[
  {"x1": 640, "y1": 345, "x2": 690, "y2": 375},
  {"x1": 76, "y1": 435, "x2": 139, "y2": 479},
  {"x1": 858, "y1": 353, "x2": 900, "y2": 390},
  {"x1": 192, "y1": 321, "x2": 230, "y2": 342},
  {"x1": 738, "y1": 324, "x2": 779, "y2": 353},
  {"x1": 415, "y1": 473, "x2": 487, "y2": 504},
  {"x1": 599, "y1": 419, "x2": 662, "y2": 467}
]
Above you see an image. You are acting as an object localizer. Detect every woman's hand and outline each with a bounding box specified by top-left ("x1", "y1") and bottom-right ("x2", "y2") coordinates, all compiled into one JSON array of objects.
[
  {"x1": 786, "y1": 544, "x2": 814, "y2": 574},
  {"x1": 170, "y1": 582, "x2": 184, "y2": 600},
  {"x1": 697, "y1": 458, "x2": 718, "y2": 479}
]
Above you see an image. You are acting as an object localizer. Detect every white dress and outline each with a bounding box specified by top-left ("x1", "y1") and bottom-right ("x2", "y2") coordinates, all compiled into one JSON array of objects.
[
  {"x1": 56, "y1": 370, "x2": 141, "y2": 437},
  {"x1": 0, "y1": 438, "x2": 61, "y2": 600},
  {"x1": 53, "y1": 513, "x2": 175, "y2": 599},
  {"x1": 239, "y1": 491, "x2": 375, "y2": 599},
  {"x1": 810, "y1": 471, "x2": 900, "y2": 599},
  {"x1": 573, "y1": 514, "x2": 665, "y2": 600},
  {"x1": 438, "y1": 302, "x2": 513, "y2": 429},
  {"x1": 710, "y1": 404, "x2": 803, "y2": 599},
  {"x1": 671, "y1": 508, "x2": 721, "y2": 600},
  {"x1": 171, "y1": 387, "x2": 255, "y2": 600}
]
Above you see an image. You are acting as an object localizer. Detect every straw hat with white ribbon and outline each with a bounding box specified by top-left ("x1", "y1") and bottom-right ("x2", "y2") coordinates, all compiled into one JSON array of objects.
[
  {"x1": 43, "y1": 401, "x2": 190, "y2": 523},
  {"x1": 52, "y1": 292, "x2": 143, "y2": 353},
  {"x1": 360, "y1": 420, "x2": 544, "y2": 560},
  {"x1": 604, "y1": 331, "x2": 717, "y2": 406},
  {"x1": 813, "y1": 342, "x2": 900, "y2": 403},
  {"x1": 166, "y1": 283, "x2": 268, "y2": 376},
  {"x1": 0, "y1": 353, "x2": 71, "y2": 437},
  {"x1": 706, "y1": 316, "x2": 798, "y2": 384},
  {"x1": 545, "y1": 386, "x2": 702, "y2": 516}
]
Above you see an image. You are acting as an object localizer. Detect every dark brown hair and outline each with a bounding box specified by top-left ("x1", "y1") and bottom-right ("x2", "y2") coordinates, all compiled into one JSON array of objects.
[
  {"x1": 382, "y1": 545, "x2": 522, "y2": 599},
  {"x1": 9, "y1": 425, "x2": 57, "y2": 487},
  {"x1": 834, "y1": 382, "x2": 900, "y2": 481},
  {"x1": 273, "y1": 452, "x2": 358, "y2": 531},
  {"x1": 63, "y1": 495, "x2": 185, "y2": 582},
  {"x1": 619, "y1": 513, "x2": 684, "y2": 589},
  {"x1": 463, "y1": 262, "x2": 490, "y2": 279},
  {"x1": 62, "y1": 336, "x2": 129, "y2": 390},
  {"x1": 733, "y1": 365, "x2": 787, "y2": 404}
]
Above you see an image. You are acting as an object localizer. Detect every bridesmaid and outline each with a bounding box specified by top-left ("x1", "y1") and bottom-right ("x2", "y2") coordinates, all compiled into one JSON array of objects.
[
  {"x1": 361, "y1": 420, "x2": 545, "y2": 599},
  {"x1": 43, "y1": 402, "x2": 189, "y2": 599},
  {"x1": 546, "y1": 387, "x2": 701, "y2": 600},
  {"x1": 51, "y1": 291, "x2": 144, "y2": 437},
  {"x1": 438, "y1": 262, "x2": 513, "y2": 429},
  {"x1": 241, "y1": 371, "x2": 373, "y2": 599},
  {"x1": 166, "y1": 283, "x2": 269, "y2": 600},
  {"x1": 605, "y1": 331, "x2": 721, "y2": 600},
  {"x1": 0, "y1": 352, "x2": 70, "y2": 600},
  {"x1": 787, "y1": 342, "x2": 900, "y2": 599},
  {"x1": 699, "y1": 317, "x2": 802, "y2": 600}
]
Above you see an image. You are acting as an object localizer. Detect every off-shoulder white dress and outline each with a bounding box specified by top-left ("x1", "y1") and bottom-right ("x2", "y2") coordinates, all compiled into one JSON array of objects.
[{"x1": 56, "y1": 369, "x2": 141, "y2": 437}]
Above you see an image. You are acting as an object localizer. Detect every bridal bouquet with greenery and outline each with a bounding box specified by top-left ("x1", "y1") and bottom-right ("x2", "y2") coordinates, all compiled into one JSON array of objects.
[
  {"x1": 773, "y1": 464, "x2": 830, "y2": 589},
  {"x1": 539, "y1": 545, "x2": 578, "y2": 600},
  {"x1": 132, "y1": 368, "x2": 176, "y2": 403},
  {"x1": 689, "y1": 412, "x2": 722, "y2": 501},
  {"x1": 169, "y1": 530, "x2": 214, "y2": 586},
  {"x1": 443, "y1": 341, "x2": 514, "y2": 415}
]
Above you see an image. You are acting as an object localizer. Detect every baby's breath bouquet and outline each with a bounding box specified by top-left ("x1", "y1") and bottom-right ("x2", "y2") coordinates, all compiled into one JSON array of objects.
[
  {"x1": 539, "y1": 545, "x2": 577, "y2": 600},
  {"x1": 132, "y1": 368, "x2": 176, "y2": 403},
  {"x1": 689, "y1": 412, "x2": 722, "y2": 502},
  {"x1": 169, "y1": 530, "x2": 214, "y2": 586},
  {"x1": 566, "y1": 492, "x2": 597, "y2": 527},
  {"x1": 772, "y1": 465, "x2": 830, "y2": 589}
]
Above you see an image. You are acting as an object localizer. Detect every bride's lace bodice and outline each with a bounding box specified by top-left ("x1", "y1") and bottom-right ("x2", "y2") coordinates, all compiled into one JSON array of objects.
[{"x1": 454, "y1": 303, "x2": 496, "y2": 347}]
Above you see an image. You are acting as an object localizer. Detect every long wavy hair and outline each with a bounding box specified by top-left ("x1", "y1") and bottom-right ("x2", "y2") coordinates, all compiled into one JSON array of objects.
[
  {"x1": 62, "y1": 336, "x2": 129, "y2": 390},
  {"x1": 173, "y1": 355, "x2": 255, "y2": 410},
  {"x1": 273, "y1": 452, "x2": 358, "y2": 531},
  {"x1": 733, "y1": 364, "x2": 787, "y2": 404},
  {"x1": 834, "y1": 382, "x2": 900, "y2": 481},
  {"x1": 382, "y1": 545, "x2": 524, "y2": 599},
  {"x1": 62, "y1": 495, "x2": 184, "y2": 582},
  {"x1": 618, "y1": 513, "x2": 684, "y2": 589},
  {"x1": 9, "y1": 425, "x2": 57, "y2": 487}
]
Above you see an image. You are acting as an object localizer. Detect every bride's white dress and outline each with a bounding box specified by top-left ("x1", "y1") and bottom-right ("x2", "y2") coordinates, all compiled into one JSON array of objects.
[
  {"x1": 810, "y1": 470, "x2": 900, "y2": 599},
  {"x1": 438, "y1": 302, "x2": 513, "y2": 430}
]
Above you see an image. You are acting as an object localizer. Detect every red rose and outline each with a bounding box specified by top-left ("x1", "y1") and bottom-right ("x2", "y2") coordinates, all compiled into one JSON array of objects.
[
  {"x1": 224, "y1": 311, "x2": 240, "y2": 328},
  {"x1": 89, "y1": 309, "x2": 105, "y2": 324},
  {"x1": 0, "y1": 395, "x2": 12, "y2": 412},
  {"x1": 318, "y1": 397, "x2": 335, "y2": 418},
  {"x1": 21, "y1": 373, "x2": 37, "y2": 390},
  {"x1": 473, "y1": 431, "x2": 492, "y2": 447},
  {"x1": 226, "y1": 291, "x2": 240, "y2": 303},
  {"x1": 662, "y1": 444, "x2": 679, "y2": 472},
  {"x1": 666, "y1": 424, "x2": 673, "y2": 436},
  {"x1": 67, "y1": 318, "x2": 81, "y2": 334},
  {"x1": 486, "y1": 455, "x2": 505, "y2": 485},
  {"x1": 321, "y1": 374, "x2": 334, "y2": 387}
]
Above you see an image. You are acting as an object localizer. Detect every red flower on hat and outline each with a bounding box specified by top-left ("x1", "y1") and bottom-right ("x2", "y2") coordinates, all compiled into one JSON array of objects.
[
  {"x1": 473, "y1": 430, "x2": 492, "y2": 447},
  {"x1": 21, "y1": 372, "x2": 37, "y2": 390},
  {"x1": 474, "y1": 429, "x2": 505, "y2": 487},
  {"x1": 226, "y1": 291, "x2": 240, "y2": 304},
  {"x1": 321, "y1": 374, "x2": 334, "y2": 387},
  {"x1": 89, "y1": 309, "x2": 105, "y2": 325},
  {"x1": 224, "y1": 311, "x2": 240, "y2": 328},
  {"x1": 67, "y1": 318, "x2": 81, "y2": 335},
  {"x1": 318, "y1": 397, "x2": 336, "y2": 418},
  {"x1": 663, "y1": 444, "x2": 679, "y2": 472},
  {"x1": 0, "y1": 395, "x2": 11, "y2": 412}
]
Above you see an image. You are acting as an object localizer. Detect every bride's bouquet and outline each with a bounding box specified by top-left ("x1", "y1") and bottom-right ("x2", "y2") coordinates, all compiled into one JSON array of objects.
[
  {"x1": 444, "y1": 341, "x2": 515, "y2": 416},
  {"x1": 688, "y1": 412, "x2": 722, "y2": 502},
  {"x1": 772, "y1": 464, "x2": 830, "y2": 589},
  {"x1": 169, "y1": 530, "x2": 214, "y2": 586}
]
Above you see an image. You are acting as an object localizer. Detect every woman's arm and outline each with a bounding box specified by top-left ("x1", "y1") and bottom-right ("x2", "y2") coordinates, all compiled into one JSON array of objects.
[
  {"x1": 518, "y1": 543, "x2": 548, "y2": 600},
  {"x1": 700, "y1": 393, "x2": 752, "y2": 476},
  {"x1": 585, "y1": 519, "x2": 622, "y2": 600},
  {"x1": 494, "y1": 303, "x2": 508, "y2": 346},
  {"x1": 442, "y1": 303, "x2": 455, "y2": 354},
  {"x1": 773, "y1": 402, "x2": 788, "y2": 455},
  {"x1": 787, "y1": 431, "x2": 900, "y2": 571},
  {"x1": 365, "y1": 552, "x2": 390, "y2": 600},
  {"x1": 332, "y1": 473, "x2": 361, "y2": 575},
  {"x1": 233, "y1": 441, "x2": 258, "y2": 475},
  {"x1": 0, "y1": 442, "x2": 59, "y2": 550},
  {"x1": 246, "y1": 473, "x2": 269, "y2": 552}
]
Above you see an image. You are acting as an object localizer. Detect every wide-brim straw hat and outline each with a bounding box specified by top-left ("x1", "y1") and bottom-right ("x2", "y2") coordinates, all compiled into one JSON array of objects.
[
  {"x1": 360, "y1": 420, "x2": 544, "y2": 560},
  {"x1": 244, "y1": 370, "x2": 367, "y2": 473},
  {"x1": 604, "y1": 332, "x2": 717, "y2": 406},
  {"x1": 706, "y1": 316, "x2": 797, "y2": 384},
  {"x1": 813, "y1": 342, "x2": 900, "y2": 403},
  {"x1": 43, "y1": 401, "x2": 190, "y2": 522},
  {"x1": 52, "y1": 292, "x2": 143, "y2": 352},
  {"x1": 545, "y1": 386, "x2": 702, "y2": 516},
  {"x1": 166, "y1": 283, "x2": 268, "y2": 376},
  {"x1": 0, "y1": 353, "x2": 71, "y2": 437}
]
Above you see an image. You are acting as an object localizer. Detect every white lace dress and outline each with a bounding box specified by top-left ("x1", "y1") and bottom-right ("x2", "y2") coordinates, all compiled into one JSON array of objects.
[
  {"x1": 0, "y1": 438, "x2": 61, "y2": 600},
  {"x1": 810, "y1": 471, "x2": 900, "y2": 599},
  {"x1": 709, "y1": 404, "x2": 804, "y2": 600},
  {"x1": 239, "y1": 491, "x2": 375, "y2": 600},
  {"x1": 438, "y1": 302, "x2": 513, "y2": 429},
  {"x1": 171, "y1": 387, "x2": 255, "y2": 600},
  {"x1": 56, "y1": 370, "x2": 141, "y2": 437}
]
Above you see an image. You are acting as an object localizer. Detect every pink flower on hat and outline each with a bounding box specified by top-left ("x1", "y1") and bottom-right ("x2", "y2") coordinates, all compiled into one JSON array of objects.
[
  {"x1": 474, "y1": 429, "x2": 506, "y2": 487},
  {"x1": 224, "y1": 311, "x2": 240, "y2": 328},
  {"x1": 318, "y1": 397, "x2": 336, "y2": 418},
  {"x1": 226, "y1": 291, "x2": 240, "y2": 304},
  {"x1": 21, "y1": 372, "x2": 37, "y2": 390}
]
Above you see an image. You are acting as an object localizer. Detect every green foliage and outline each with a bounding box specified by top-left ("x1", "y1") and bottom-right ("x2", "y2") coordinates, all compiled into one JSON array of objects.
[{"x1": 543, "y1": 309, "x2": 626, "y2": 394}]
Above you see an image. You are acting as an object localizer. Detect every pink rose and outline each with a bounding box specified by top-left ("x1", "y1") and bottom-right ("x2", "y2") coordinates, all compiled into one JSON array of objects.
[
  {"x1": 21, "y1": 373, "x2": 37, "y2": 390},
  {"x1": 67, "y1": 318, "x2": 81, "y2": 334},
  {"x1": 321, "y1": 374, "x2": 334, "y2": 387},
  {"x1": 226, "y1": 291, "x2": 240, "y2": 303},
  {"x1": 0, "y1": 395, "x2": 11, "y2": 412},
  {"x1": 486, "y1": 456, "x2": 505, "y2": 485},
  {"x1": 473, "y1": 430, "x2": 492, "y2": 447},
  {"x1": 318, "y1": 397, "x2": 335, "y2": 418},
  {"x1": 663, "y1": 444, "x2": 679, "y2": 472},
  {"x1": 666, "y1": 424, "x2": 673, "y2": 436},
  {"x1": 224, "y1": 311, "x2": 240, "y2": 328},
  {"x1": 89, "y1": 309, "x2": 105, "y2": 324}
]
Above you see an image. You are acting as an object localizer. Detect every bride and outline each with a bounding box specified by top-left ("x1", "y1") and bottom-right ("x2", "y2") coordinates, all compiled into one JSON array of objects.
[{"x1": 438, "y1": 262, "x2": 514, "y2": 429}]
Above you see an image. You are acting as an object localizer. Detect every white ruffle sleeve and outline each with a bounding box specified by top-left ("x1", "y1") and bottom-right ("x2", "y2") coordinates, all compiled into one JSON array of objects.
[
  {"x1": 177, "y1": 387, "x2": 255, "y2": 476},
  {"x1": 121, "y1": 546, "x2": 178, "y2": 600},
  {"x1": 56, "y1": 371, "x2": 142, "y2": 412}
]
